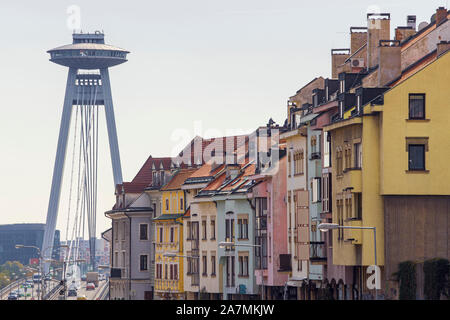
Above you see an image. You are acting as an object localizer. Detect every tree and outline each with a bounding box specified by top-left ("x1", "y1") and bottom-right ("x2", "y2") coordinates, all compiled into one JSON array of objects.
[
  {"x1": 423, "y1": 258, "x2": 450, "y2": 300},
  {"x1": 394, "y1": 261, "x2": 416, "y2": 300}
]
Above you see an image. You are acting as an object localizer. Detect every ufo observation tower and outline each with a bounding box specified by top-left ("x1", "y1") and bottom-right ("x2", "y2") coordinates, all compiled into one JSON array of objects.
[{"x1": 42, "y1": 32, "x2": 129, "y2": 272}]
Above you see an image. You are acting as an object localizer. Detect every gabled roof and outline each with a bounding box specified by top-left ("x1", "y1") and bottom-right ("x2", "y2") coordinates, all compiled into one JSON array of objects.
[{"x1": 131, "y1": 156, "x2": 172, "y2": 185}]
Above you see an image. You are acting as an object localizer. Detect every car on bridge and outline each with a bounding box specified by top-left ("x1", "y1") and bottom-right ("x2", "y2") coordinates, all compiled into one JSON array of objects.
[
  {"x1": 68, "y1": 288, "x2": 77, "y2": 297},
  {"x1": 86, "y1": 282, "x2": 95, "y2": 290},
  {"x1": 77, "y1": 295, "x2": 87, "y2": 300},
  {"x1": 7, "y1": 293, "x2": 18, "y2": 300}
]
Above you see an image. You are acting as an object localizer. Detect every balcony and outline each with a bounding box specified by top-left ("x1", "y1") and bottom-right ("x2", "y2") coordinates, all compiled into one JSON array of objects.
[
  {"x1": 278, "y1": 254, "x2": 292, "y2": 272},
  {"x1": 154, "y1": 279, "x2": 180, "y2": 292},
  {"x1": 310, "y1": 241, "x2": 327, "y2": 264}
]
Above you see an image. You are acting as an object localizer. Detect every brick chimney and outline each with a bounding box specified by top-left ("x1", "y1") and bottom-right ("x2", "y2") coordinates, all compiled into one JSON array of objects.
[
  {"x1": 367, "y1": 13, "x2": 391, "y2": 69},
  {"x1": 378, "y1": 40, "x2": 401, "y2": 86},
  {"x1": 350, "y1": 27, "x2": 367, "y2": 54},
  {"x1": 436, "y1": 7, "x2": 448, "y2": 26},
  {"x1": 395, "y1": 27, "x2": 416, "y2": 42},
  {"x1": 331, "y1": 49, "x2": 350, "y2": 79},
  {"x1": 437, "y1": 41, "x2": 450, "y2": 57}
]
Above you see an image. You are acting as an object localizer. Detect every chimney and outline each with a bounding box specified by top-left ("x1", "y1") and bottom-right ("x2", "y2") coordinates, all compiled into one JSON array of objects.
[
  {"x1": 378, "y1": 40, "x2": 401, "y2": 86},
  {"x1": 350, "y1": 27, "x2": 367, "y2": 54},
  {"x1": 407, "y1": 15, "x2": 417, "y2": 30},
  {"x1": 367, "y1": 13, "x2": 391, "y2": 69},
  {"x1": 331, "y1": 49, "x2": 350, "y2": 79},
  {"x1": 395, "y1": 27, "x2": 416, "y2": 42},
  {"x1": 436, "y1": 7, "x2": 448, "y2": 26},
  {"x1": 437, "y1": 41, "x2": 450, "y2": 57}
]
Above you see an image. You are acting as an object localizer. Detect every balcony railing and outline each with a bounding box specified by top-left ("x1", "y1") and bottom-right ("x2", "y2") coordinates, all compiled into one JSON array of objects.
[
  {"x1": 154, "y1": 279, "x2": 180, "y2": 292},
  {"x1": 310, "y1": 241, "x2": 327, "y2": 264}
]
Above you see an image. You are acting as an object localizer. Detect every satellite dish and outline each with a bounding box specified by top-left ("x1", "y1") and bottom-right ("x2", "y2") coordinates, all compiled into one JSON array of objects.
[{"x1": 418, "y1": 22, "x2": 429, "y2": 31}]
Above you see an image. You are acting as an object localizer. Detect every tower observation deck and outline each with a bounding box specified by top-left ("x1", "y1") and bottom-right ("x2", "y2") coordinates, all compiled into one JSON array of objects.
[{"x1": 42, "y1": 32, "x2": 128, "y2": 274}]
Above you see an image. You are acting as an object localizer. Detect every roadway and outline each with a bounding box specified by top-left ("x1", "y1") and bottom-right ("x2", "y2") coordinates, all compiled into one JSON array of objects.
[
  {"x1": 66, "y1": 279, "x2": 108, "y2": 300},
  {"x1": 1, "y1": 278, "x2": 108, "y2": 300}
]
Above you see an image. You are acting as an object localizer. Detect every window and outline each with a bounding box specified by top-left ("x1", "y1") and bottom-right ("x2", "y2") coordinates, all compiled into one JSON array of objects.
[
  {"x1": 164, "y1": 264, "x2": 168, "y2": 279},
  {"x1": 180, "y1": 198, "x2": 184, "y2": 211},
  {"x1": 409, "y1": 94, "x2": 425, "y2": 119},
  {"x1": 156, "y1": 264, "x2": 162, "y2": 279},
  {"x1": 159, "y1": 228, "x2": 163, "y2": 243},
  {"x1": 153, "y1": 203, "x2": 157, "y2": 218},
  {"x1": 210, "y1": 220, "x2": 216, "y2": 240},
  {"x1": 322, "y1": 173, "x2": 331, "y2": 213},
  {"x1": 139, "y1": 224, "x2": 148, "y2": 240},
  {"x1": 174, "y1": 264, "x2": 178, "y2": 280},
  {"x1": 202, "y1": 255, "x2": 207, "y2": 276},
  {"x1": 238, "y1": 256, "x2": 249, "y2": 277},
  {"x1": 226, "y1": 256, "x2": 235, "y2": 287},
  {"x1": 170, "y1": 264, "x2": 173, "y2": 280},
  {"x1": 311, "y1": 178, "x2": 321, "y2": 203},
  {"x1": 408, "y1": 144, "x2": 425, "y2": 171},
  {"x1": 140, "y1": 255, "x2": 148, "y2": 271},
  {"x1": 355, "y1": 193, "x2": 362, "y2": 219},
  {"x1": 165, "y1": 199, "x2": 169, "y2": 211},
  {"x1": 344, "y1": 145, "x2": 352, "y2": 170},
  {"x1": 354, "y1": 143, "x2": 362, "y2": 169},
  {"x1": 337, "y1": 199, "x2": 344, "y2": 240},
  {"x1": 225, "y1": 218, "x2": 234, "y2": 245},
  {"x1": 336, "y1": 148, "x2": 343, "y2": 175},
  {"x1": 211, "y1": 255, "x2": 216, "y2": 276},
  {"x1": 294, "y1": 150, "x2": 304, "y2": 175},
  {"x1": 237, "y1": 219, "x2": 249, "y2": 239},
  {"x1": 202, "y1": 220, "x2": 207, "y2": 240},
  {"x1": 187, "y1": 221, "x2": 192, "y2": 240},
  {"x1": 170, "y1": 227, "x2": 174, "y2": 243}
]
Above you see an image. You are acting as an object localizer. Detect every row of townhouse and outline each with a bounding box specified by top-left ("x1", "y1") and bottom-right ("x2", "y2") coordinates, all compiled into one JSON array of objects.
[
  {"x1": 103, "y1": 6, "x2": 450, "y2": 300},
  {"x1": 281, "y1": 7, "x2": 450, "y2": 300}
]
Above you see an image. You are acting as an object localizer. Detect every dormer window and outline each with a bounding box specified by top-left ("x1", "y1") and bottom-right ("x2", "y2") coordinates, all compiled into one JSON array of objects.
[{"x1": 340, "y1": 79, "x2": 345, "y2": 93}]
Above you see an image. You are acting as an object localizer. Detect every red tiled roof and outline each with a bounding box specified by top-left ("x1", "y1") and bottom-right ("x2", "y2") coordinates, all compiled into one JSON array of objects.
[
  {"x1": 131, "y1": 156, "x2": 173, "y2": 185},
  {"x1": 161, "y1": 168, "x2": 197, "y2": 191}
]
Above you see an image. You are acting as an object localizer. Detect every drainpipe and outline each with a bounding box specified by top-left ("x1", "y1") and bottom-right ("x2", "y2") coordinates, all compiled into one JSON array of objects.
[{"x1": 124, "y1": 211, "x2": 132, "y2": 300}]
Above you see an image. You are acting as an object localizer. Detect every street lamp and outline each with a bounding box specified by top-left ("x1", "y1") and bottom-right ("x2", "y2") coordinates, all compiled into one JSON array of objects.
[
  {"x1": 163, "y1": 252, "x2": 200, "y2": 300},
  {"x1": 318, "y1": 223, "x2": 378, "y2": 300},
  {"x1": 218, "y1": 241, "x2": 265, "y2": 300}
]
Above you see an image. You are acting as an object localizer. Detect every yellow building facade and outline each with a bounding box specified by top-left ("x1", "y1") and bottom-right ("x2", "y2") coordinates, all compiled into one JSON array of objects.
[{"x1": 154, "y1": 169, "x2": 196, "y2": 299}]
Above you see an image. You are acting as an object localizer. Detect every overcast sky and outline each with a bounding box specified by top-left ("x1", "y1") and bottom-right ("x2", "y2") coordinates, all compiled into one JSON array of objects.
[{"x1": 0, "y1": 0, "x2": 446, "y2": 240}]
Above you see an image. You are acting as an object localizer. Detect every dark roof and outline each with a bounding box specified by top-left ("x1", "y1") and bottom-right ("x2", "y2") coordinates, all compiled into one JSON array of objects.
[{"x1": 153, "y1": 214, "x2": 184, "y2": 221}]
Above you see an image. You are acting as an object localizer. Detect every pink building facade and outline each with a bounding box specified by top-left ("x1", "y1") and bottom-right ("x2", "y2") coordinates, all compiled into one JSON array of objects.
[{"x1": 252, "y1": 155, "x2": 288, "y2": 300}]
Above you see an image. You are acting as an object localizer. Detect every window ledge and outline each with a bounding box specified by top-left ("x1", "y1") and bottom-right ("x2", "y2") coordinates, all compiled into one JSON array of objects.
[
  {"x1": 406, "y1": 119, "x2": 430, "y2": 122},
  {"x1": 405, "y1": 170, "x2": 430, "y2": 174},
  {"x1": 294, "y1": 173, "x2": 304, "y2": 177}
]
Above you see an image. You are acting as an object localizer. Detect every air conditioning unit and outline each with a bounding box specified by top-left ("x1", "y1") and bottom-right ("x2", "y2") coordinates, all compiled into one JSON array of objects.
[{"x1": 351, "y1": 58, "x2": 365, "y2": 68}]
